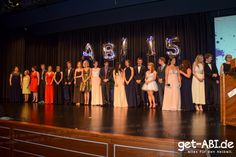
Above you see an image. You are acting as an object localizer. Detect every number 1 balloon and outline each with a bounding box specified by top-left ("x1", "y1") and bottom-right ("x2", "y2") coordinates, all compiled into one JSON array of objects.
[
  {"x1": 120, "y1": 37, "x2": 128, "y2": 60},
  {"x1": 146, "y1": 36, "x2": 156, "y2": 56}
]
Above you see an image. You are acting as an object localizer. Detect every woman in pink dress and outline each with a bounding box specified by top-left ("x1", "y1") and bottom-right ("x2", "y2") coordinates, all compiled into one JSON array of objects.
[
  {"x1": 45, "y1": 66, "x2": 54, "y2": 104},
  {"x1": 91, "y1": 61, "x2": 103, "y2": 106},
  {"x1": 162, "y1": 57, "x2": 181, "y2": 111},
  {"x1": 142, "y1": 62, "x2": 158, "y2": 108}
]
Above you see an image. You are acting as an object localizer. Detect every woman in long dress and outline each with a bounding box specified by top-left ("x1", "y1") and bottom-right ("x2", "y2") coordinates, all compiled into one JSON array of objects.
[
  {"x1": 220, "y1": 54, "x2": 232, "y2": 75},
  {"x1": 124, "y1": 59, "x2": 136, "y2": 107},
  {"x1": 192, "y1": 55, "x2": 205, "y2": 111},
  {"x1": 45, "y1": 66, "x2": 54, "y2": 104},
  {"x1": 54, "y1": 66, "x2": 63, "y2": 104},
  {"x1": 162, "y1": 57, "x2": 181, "y2": 111},
  {"x1": 113, "y1": 62, "x2": 128, "y2": 107},
  {"x1": 142, "y1": 62, "x2": 158, "y2": 109},
  {"x1": 73, "y1": 61, "x2": 83, "y2": 106},
  {"x1": 22, "y1": 70, "x2": 31, "y2": 102},
  {"x1": 30, "y1": 66, "x2": 40, "y2": 103},
  {"x1": 9, "y1": 66, "x2": 22, "y2": 103},
  {"x1": 91, "y1": 61, "x2": 103, "y2": 106},
  {"x1": 81, "y1": 60, "x2": 91, "y2": 105},
  {"x1": 179, "y1": 60, "x2": 194, "y2": 111}
]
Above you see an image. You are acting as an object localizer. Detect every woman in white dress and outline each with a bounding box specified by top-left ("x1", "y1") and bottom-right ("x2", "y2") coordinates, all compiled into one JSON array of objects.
[
  {"x1": 142, "y1": 62, "x2": 158, "y2": 109},
  {"x1": 91, "y1": 61, "x2": 103, "y2": 106},
  {"x1": 192, "y1": 54, "x2": 205, "y2": 111},
  {"x1": 113, "y1": 62, "x2": 128, "y2": 107},
  {"x1": 162, "y1": 57, "x2": 181, "y2": 111}
]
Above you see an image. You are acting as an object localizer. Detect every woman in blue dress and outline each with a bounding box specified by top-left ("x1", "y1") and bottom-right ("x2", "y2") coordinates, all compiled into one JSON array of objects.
[
  {"x1": 9, "y1": 66, "x2": 22, "y2": 103},
  {"x1": 124, "y1": 59, "x2": 136, "y2": 107},
  {"x1": 179, "y1": 60, "x2": 194, "y2": 111}
]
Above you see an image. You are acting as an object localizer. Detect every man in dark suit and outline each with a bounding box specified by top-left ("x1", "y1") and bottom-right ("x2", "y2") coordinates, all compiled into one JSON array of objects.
[
  {"x1": 157, "y1": 57, "x2": 166, "y2": 108},
  {"x1": 99, "y1": 61, "x2": 112, "y2": 106},
  {"x1": 204, "y1": 53, "x2": 220, "y2": 111},
  {"x1": 64, "y1": 61, "x2": 74, "y2": 105},
  {"x1": 134, "y1": 57, "x2": 147, "y2": 107},
  {"x1": 39, "y1": 64, "x2": 47, "y2": 104}
]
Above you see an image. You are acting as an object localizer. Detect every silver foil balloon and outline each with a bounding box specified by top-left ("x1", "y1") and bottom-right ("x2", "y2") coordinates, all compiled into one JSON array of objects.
[
  {"x1": 120, "y1": 37, "x2": 128, "y2": 57},
  {"x1": 103, "y1": 43, "x2": 116, "y2": 61},
  {"x1": 165, "y1": 37, "x2": 181, "y2": 57},
  {"x1": 146, "y1": 36, "x2": 156, "y2": 56},
  {"x1": 82, "y1": 43, "x2": 94, "y2": 60},
  {"x1": 119, "y1": 37, "x2": 128, "y2": 62}
]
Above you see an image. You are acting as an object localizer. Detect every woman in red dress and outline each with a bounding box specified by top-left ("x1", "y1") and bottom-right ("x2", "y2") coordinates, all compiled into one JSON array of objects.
[
  {"x1": 30, "y1": 66, "x2": 40, "y2": 103},
  {"x1": 45, "y1": 66, "x2": 54, "y2": 104}
]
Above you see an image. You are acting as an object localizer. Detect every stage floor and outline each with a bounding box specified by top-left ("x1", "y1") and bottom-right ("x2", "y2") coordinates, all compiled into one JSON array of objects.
[{"x1": 0, "y1": 103, "x2": 235, "y2": 142}]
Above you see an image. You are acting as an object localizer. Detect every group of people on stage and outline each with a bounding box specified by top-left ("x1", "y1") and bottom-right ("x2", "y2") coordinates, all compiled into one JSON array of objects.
[{"x1": 9, "y1": 53, "x2": 233, "y2": 111}]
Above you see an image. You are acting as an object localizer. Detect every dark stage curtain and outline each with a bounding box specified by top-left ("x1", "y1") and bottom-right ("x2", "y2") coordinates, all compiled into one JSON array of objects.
[{"x1": 0, "y1": 12, "x2": 214, "y2": 101}]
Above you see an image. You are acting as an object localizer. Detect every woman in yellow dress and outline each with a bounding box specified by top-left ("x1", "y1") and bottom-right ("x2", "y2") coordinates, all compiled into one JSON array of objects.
[{"x1": 22, "y1": 70, "x2": 31, "y2": 102}]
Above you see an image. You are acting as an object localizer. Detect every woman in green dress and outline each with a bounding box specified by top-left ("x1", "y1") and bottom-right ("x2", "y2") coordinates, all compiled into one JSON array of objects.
[{"x1": 81, "y1": 60, "x2": 91, "y2": 105}]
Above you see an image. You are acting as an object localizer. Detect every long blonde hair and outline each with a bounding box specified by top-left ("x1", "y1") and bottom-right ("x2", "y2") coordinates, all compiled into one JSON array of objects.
[{"x1": 193, "y1": 54, "x2": 204, "y2": 67}]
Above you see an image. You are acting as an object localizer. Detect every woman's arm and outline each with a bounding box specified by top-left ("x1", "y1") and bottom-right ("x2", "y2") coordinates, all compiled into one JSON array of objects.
[
  {"x1": 177, "y1": 68, "x2": 181, "y2": 83},
  {"x1": 74, "y1": 69, "x2": 77, "y2": 84},
  {"x1": 180, "y1": 68, "x2": 192, "y2": 78},
  {"x1": 59, "y1": 72, "x2": 63, "y2": 84},
  {"x1": 50, "y1": 73, "x2": 54, "y2": 85},
  {"x1": 53, "y1": 73, "x2": 58, "y2": 84},
  {"x1": 20, "y1": 74, "x2": 23, "y2": 87},
  {"x1": 128, "y1": 67, "x2": 134, "y2": 83},
  {"x1": 82, "y1": 70, "x2": 85, "y2": 82},
  {"x1": 9, "y1": 74, "x2": 12, "y2": 86},
  {"x1": 153, "y1": 71, "x2": 157, "y2": 81},
  {"x1": 45, "y1": 73, "x2": 48, "y2": 85},
  {"x1": 165, "y1": 67, "x2": 169, "y2": 84},
  {"x1": 113, "y1": 70, "x2": 117, "y2": 85},
  {"x1": 220, "y1": 64, "x2": 224, "y2": 75},
  {"x1": 37, "y1": 72, "x2": 40, "y2": 85}
]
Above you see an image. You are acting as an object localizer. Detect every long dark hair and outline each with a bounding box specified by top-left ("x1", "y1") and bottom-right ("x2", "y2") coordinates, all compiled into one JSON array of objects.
[
  {"x1": 114, "y1": 62, "x2": 122, "y2": 74},
  {"x1": 181, "y1": 60, "x2": 191, "y2": 73}
]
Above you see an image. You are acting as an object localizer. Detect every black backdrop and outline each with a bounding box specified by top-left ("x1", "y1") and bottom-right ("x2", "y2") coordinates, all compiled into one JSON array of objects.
[{"x1": 0, "y1": 12, "x2": 215, "y2": 101}]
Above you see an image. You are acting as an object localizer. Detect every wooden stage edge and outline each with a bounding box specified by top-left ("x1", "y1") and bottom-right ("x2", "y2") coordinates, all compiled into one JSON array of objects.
[{"x1": 0, "y1": 120, "x2": 206, "y2": 157}]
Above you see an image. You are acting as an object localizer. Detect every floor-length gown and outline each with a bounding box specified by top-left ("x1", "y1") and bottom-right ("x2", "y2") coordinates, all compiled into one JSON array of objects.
[
  {"x1": 54, "y1": 72, "x2": 63, "y2": 104},
  {"x1": 91, "y1": 68, "x2": 103, "y2": 105},
  {"x1": 30, "y1": 71, "x2": 38, "y2": 92},
  {"x1": 192, "y1": 64, "x2": 205, "y2": 105},
  {"x1": 113, "y1": 71, "x2": 128, "y2": 107},
  {"x1": 162, "y1": 69, "x2": 181, "y2": 111},
  {"x1": 124, "y1": 67, "x2": 136, "y2": 107},
  {"x1": 10, "y1": 72, "x2": 22, "y2": 103},
  {"x1": 45, "y1": 72, "x2": 54, "y2": 104},
  {"x1": 73, "y1": 71, "x2": 83, "y2": 104},
  {"x1": 181, "y1": 70, "x2": 194, "y2": 111}
]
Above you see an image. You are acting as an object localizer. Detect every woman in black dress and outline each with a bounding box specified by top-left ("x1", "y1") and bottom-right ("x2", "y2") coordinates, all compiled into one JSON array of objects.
[
  {"x1": 124, "y1": 59, "x2": 136, "y2": 107},
  {"x1": 73, "y1": 61, "x2": 84, "y2": 106},
  {"x1": 54, "y1": 66, "x2": 63, "y2": 104},
  {"x1": 179, "y1": 60, "x2": 194, "y2": 111},
  {"x1": 220, "y1": 54, "x2": 232, "y2": 75},
  {"x1": 9, "y1": 66, "x2": 22, "y2": 103}
]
